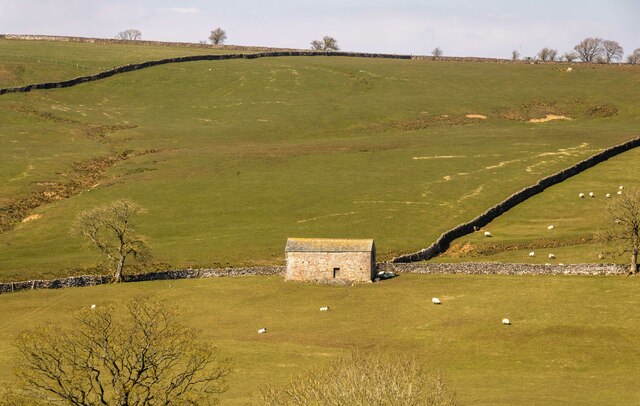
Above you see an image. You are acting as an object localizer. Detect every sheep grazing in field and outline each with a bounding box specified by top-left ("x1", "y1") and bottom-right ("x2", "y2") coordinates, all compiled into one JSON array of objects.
[
  {"x1": 548, "y1": 253, "x2": 556, "y2": 259},
  {"x1": 319, "y1": 306, "x2": 330, "y2": 311},
  {"x1": 589, "y1": 192, "x2": 595, "y2": 197},
  {"x1": 617, "y1": 190, "x2": 623, "y2": 195},
  {"x1": 619, "y1": 186, "x2": 624, "y2": 190},
  {"x1": 502, "y1": 318, "x2": 511, "y2": 325},
  {"x1": 606, "y1": 193, "x2": 611, "y2": 198},
  {"x1": 547, "y1": 225, "x2": 554, "y2": 230},
  {"x1": 484, "y1": 231, "x2": 492, "y2": 237},
  {"x1": 566, "y1": 67, "x2": 573, "y2": 72},
  {"x1": 529, "y1": 251, "x2": 535, "y2": 257},
  {"x1": 90, "y1": 304, "x2": 96, "y2": 310},
  {"x1": 258, "y1": 328, "x2": 267, "y2": 334},
  {"x1": 432, "y1": 297, "x2": 441, "y2": 305},
  {"x1": 578, "y1": 193, "x2": 585, "y2": 198}
]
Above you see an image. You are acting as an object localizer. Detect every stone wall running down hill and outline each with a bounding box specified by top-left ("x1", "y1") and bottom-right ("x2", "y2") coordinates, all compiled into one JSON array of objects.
[
  {"x1": 0, "y1": 267, "x2": 284, "y2": 295},
  {"x1": 392, "y1": 136, "x2": 640, "y2": 263}
]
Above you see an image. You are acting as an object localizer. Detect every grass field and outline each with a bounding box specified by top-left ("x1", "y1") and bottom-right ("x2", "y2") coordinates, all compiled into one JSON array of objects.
[
  {"x1": 0, "y1": 274, "x2": 638, "y2": 405},
  {"x1": 1, "y1": 39, "x2": 640, "y2": 281}
]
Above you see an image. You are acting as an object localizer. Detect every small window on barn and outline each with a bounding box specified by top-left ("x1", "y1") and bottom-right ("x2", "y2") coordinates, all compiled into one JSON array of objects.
[{"x1": 333, "y1": 268, "x2": 340, "y2": 278}]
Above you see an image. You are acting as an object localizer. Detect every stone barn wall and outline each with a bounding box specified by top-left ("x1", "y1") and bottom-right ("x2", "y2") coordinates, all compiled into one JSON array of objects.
[{"x1": 286, "y1": 251, "x2": 374, "y2": 282}]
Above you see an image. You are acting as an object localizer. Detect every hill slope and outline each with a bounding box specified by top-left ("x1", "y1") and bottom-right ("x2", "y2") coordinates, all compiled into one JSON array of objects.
[{"x1": 1, "y1": 39, "x2": 639, "y2": 280}]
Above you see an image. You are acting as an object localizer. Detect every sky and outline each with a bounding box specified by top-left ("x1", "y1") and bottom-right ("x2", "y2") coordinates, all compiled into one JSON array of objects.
[{"x1": 1, "y1": 0, "x2": 639, "y2": 58}]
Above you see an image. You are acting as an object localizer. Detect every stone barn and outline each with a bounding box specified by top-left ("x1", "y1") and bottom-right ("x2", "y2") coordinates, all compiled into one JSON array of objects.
[{"x1": 285, "y1": 238, "x2": 376, "y2": 282}]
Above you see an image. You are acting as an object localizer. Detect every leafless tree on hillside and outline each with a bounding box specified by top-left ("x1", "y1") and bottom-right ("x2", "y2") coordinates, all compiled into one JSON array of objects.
[
  {"x1": 628, "y1": 48, "x2": 640, "y2": 64},
  {"x1": 602, "y1": 40, "x2": 624, "y2": 63},
  {"x1": 537, "y1": 47, "x2": 557, "y2": 62},
  {"x1": 12, "y1": 298, "x2": 232, "y2": 405},
  {"x1": 310, "y1": 36, "x2": 339, "y2": 51},
  {"x1": 574, "y1": 37, "x2": 603, "y2": 62},
  {"x1": 432, "y1": 47, "x2": 443, "y2": 58},
  {"x1": 116, "y1": 29, "x2": 142, "y2": 41},
  {"x1": 71, "y1": 200, "x2": 150, "y2": 283},
  {"x1": 563, "y1": 51, "x2": 579, "y2": 62},
  {"x1": 209, "y1": 27, "x2": 227, "y2": 45},
  {"x1": 511, "y1": 50, "x2": 520, "y2": 61},
  {"x1": 602, "y1": 188, "x2": 640, "y2": 275}
]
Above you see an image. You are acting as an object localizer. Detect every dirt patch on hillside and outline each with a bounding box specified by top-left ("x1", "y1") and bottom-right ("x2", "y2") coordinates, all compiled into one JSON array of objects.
[
  {"x1": 529, "y1": 114, "x2": 572, "y2": 123},
  {"x1": 585, "y1": 104, "x2": 618, "y2": 118},
  {"x1": 465, "y1": 114, "x2": 487, "y2": 119},
  {"x1": 497, "y1": 101, "x2": 574, "y2": 122},
  {"x1": 0, "y1": 149, "x2": 162, "y2": 234},
  {"x1": 382, "y1": 114, "x2": 478, "y2": 131},
  {"x1": 446, "y1": 237, "x2": 593, "y2": 258}
]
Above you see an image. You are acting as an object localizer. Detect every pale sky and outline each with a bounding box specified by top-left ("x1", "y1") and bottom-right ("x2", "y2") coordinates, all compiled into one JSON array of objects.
[{"x1": 1, "y1": 0, "x2": 638, "y2": 58}]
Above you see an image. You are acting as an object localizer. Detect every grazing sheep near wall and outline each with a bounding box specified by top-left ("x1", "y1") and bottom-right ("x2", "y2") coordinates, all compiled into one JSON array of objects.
[
  {"x1": 529, "y1": 251, "x2": 535, "y2": 257},
  {"x1": 484, "y1": 231, "x2": 492, "y2": 237},
  {"x1": 548, "y1": 253, "x2": 556, "y2": 259}
]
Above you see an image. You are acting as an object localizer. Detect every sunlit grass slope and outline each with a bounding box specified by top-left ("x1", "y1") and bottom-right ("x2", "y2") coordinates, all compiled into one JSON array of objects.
[
  {"x1": 438, "y1": 146, "x2": 640, "y2": 264},
  {"x1": 0, "y1": 274, "x2": 638, "y2": 405},
  {"x1": 1, "y1": 39, "x2": 640, "y2": 280}
]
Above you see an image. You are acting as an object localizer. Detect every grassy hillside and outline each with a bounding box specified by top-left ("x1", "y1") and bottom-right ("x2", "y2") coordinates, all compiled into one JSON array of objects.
[
  {"x1": 438, "y1": 145, "x2": 640, "y2": 264},
  {"x1": 0, "y1": 274, "x2": 638, "y2": 405},
  {"x1": 1, "y1": 39, "x2": 640, "y2": 281}
]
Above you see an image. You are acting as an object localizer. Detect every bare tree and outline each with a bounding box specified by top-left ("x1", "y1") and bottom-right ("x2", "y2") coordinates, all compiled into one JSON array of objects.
[
  {"x1": 574, "y1": 37, "x2": 603, "y2": 62},
  {"x1": 71, "y1": 200, "x2": 150, "y2": 283},
  {"x1": 511, "y1": 50, "x2": 520, "y2": 61},
  {"x1": 310, "y1": 36, "x2": 339, "y2": 51},
  {"x1": 603, "y1": 188, "x2": 640, "y2": 275},
  {"x1": 115, "y1": 29, "x2": 142, "y2": 41},
  {"x1": 537, "y1": 47, "x2": 558, "y2": 62},
  {"x1": 260, "y1": 351, "x2": 457, "y2": 405},
  {"x1": 602, "y1": 40, "x2": 624, "y2": 63},
  {"x1": 563, "y1": 51, "x2": 579, "y2": 62},
  {"x1": 431, "y1": 47, "x2": 443, "y2": 58},
  {"x1": 209, "y1": 27, "x2": 227, "y2": 45},
  {"x1": 628, "y1": 48, "x2": 640, "y2": 64},
  {"x1": 13, "y1": 298, "x2": 232, "y2": 405}
]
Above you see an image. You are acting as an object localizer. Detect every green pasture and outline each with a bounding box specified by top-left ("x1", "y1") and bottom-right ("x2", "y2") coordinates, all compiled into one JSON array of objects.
[
  {"x1": 1, "y1": 39, "x2": 640, "y2": 281},
  {"x1": 0, "y1": 39, "x2": 252, "y2": 88},
  {"x1": 0, "y1": 274, "x2": 638, "y2": 405},
  {"x1": 438, "y1": 146, "x2": 640, "y2": 264}
]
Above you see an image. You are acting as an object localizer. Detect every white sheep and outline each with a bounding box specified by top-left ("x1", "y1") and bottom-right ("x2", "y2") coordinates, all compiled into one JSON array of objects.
[
  {"x1": 258, "y1": 328, "x2": 267, "y2": 334},
  {"x1": 529, "y1": 251, "x2": 535, "y2": 257},
  {"x1": 90, "y1": 304, "x2": 96, "y2": 310},
  {"x1": 484, "y1": 231, "x2": 492, "y2": 237},
  {"x1": 547, "y1": 225, "x2": 554, "y2": 230},
  {"x1": 432, "y1": 297, "x2": 441, "y2": 305},
  {"x1": 619, "y1": 185, "x2": 624, "y2": 190},
  {"x1": 319, "y1": 306, "x2": 330, "y2": 311},
  {"x1": 617, "y1": 190, "x2": 623, "y2": 195},
  {"x1": 606, "y1": 193, "x2": 611, "y2": 198},
  {"x1": 548, "y1": 253, "x2": 556, "y2": 259},
  {"x1": 566, "y1": 67, "x2": 573, "y2": 72},
  {"x1": 578, "y1": 193, "x2": 585, "y2": 198},
  {"x1": 589, "y1": 192, "x2": 595, "y2": 197},
  {"x1": 502, "y1": 318, "x2": 511, "y2": 325}
]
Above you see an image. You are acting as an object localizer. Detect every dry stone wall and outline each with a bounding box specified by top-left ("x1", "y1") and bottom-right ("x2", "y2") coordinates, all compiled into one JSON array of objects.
[
  {"x1": 378, "y1": 262, "x2": 627, "y2": 276},
  {"x1": 0, "y1": 266, "x2": 283, "y2": 295},
  {"x1": 392, "y1": 136, "x2": 640, "y2": 263}
]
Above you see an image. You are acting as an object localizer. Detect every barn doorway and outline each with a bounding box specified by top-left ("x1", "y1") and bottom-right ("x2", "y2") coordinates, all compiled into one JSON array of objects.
[{"x1": 333, "y1": 267, "x2": 340, "y2": 278}]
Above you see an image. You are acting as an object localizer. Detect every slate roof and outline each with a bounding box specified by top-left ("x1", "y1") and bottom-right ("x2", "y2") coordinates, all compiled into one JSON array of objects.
[{"x1": 285, "y1": 238, "x2": 374, "y2": 253}]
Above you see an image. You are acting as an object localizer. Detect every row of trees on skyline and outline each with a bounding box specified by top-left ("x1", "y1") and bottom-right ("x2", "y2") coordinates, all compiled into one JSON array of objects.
[
  {"x1": 116, "y1": 29, "x2": 639, "y2": 64},
  {"x1": 514, "y1": 37, "x2": 640, "y2": 64}
]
